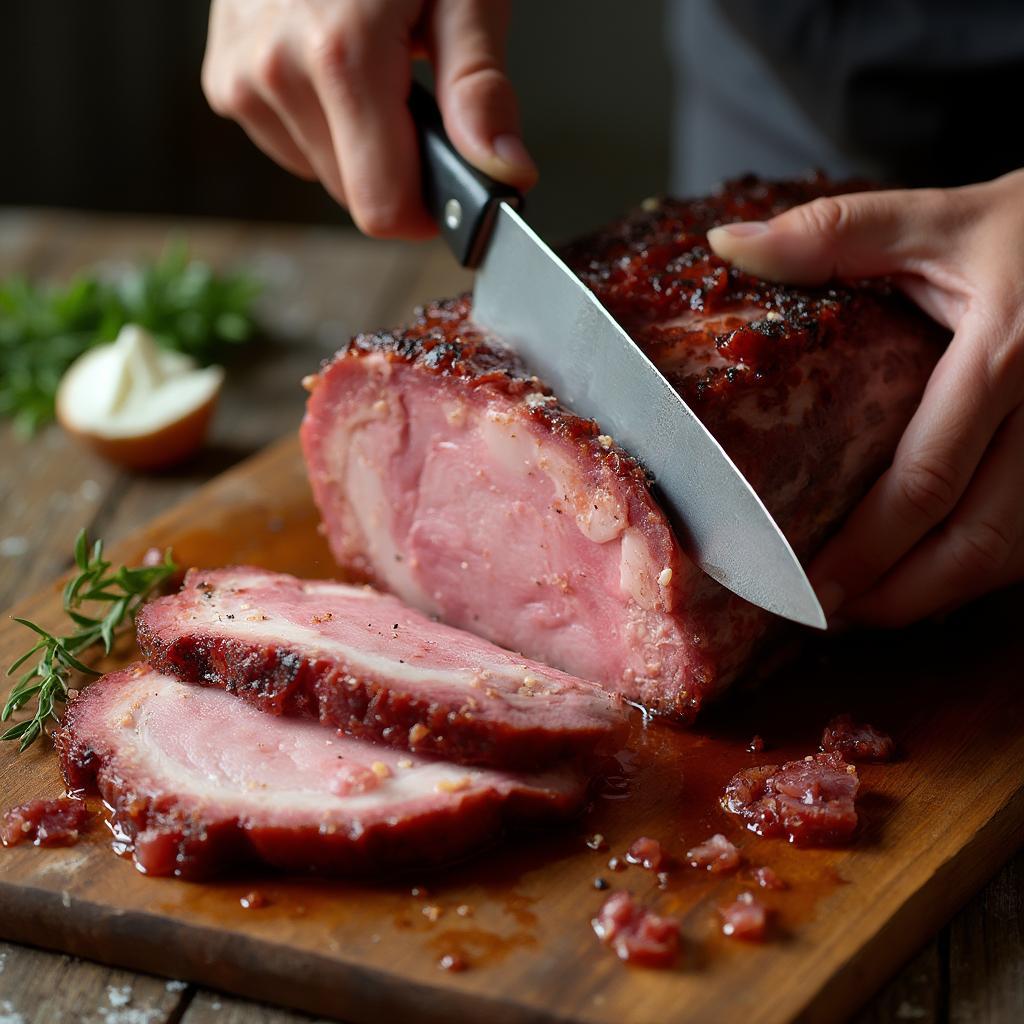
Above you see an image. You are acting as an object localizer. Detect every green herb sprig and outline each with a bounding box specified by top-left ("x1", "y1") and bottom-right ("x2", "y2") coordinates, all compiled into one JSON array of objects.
[
  {"x1": 0, "y1": 241, "x2": 261, "y2": 436},
  {"x1": 2, "y1": 531, "x2": 176, "y2": 751}
]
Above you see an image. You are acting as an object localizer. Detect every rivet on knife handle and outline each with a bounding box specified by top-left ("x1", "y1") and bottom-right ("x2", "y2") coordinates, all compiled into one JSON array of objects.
[{"x1": 408, "y1": 81, "x2": 521, "y2": 268}]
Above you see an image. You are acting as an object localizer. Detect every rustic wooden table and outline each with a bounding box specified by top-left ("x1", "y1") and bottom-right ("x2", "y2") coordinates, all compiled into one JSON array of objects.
[{"x1": 0, "y1": 210, "x2": 1020, "y2": 1024}]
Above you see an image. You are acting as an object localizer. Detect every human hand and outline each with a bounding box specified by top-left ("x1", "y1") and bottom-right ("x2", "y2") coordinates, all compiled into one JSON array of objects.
[
  {"x1": 202, "y1": 0, "x2": 537, "y2": 238},
  {"x1": 707, "y1": 170, "x2": 1024, "y2": 627}
]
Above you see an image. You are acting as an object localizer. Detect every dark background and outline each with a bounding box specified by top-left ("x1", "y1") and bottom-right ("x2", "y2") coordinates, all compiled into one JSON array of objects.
[{"x1": 0, "y1": 1, "x2": 671, "y2": 244}]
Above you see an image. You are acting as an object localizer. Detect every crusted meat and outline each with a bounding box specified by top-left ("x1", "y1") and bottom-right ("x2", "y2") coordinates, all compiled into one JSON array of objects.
[
  {"x1": 302, "y1": 176, "x2": 944, "y2": 721},
  {"x1": 55, "y1": 665, "x2": 589, "y2": 879},
  {"x1": 137, "y1": 566, "x2": 627, "y2": 770}
]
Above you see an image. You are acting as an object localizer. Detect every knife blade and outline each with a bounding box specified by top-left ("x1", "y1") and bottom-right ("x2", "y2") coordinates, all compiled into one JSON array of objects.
[{"x1": 409, "y1": 83, "x2": 825, "y2": 629}]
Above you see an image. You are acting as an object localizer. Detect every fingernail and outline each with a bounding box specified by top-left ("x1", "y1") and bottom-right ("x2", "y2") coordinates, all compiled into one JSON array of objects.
[
  {"x1": 712, "y1": 221, "x2": 772, "y2": 239},
  {"x1": 491, "y1": 133, "x2": 536, "y2": 174},
  {"x1": 815, "y1": 581, "x2": 846, "y2": 619}
]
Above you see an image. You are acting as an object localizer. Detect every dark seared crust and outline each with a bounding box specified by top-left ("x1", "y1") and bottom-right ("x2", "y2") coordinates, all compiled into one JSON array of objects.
[
  {"x1": 562, "y1": 175, "x2": 945, "y2": 407},
  {"x1": 562, "y1": 174, "x2": 882, "y2": 329},
  {"x1": 322, "y1": 174, "x2": 945, "y2": 501},
  {"x1": 330, "y1": 295, "x2": 653, "y2": 489},
  {"x1": 55, "y1": 666, "x2": 586, "y2": 880},
  {"x1": 136, "y1": 616, "x2": 626, "y2": 771}
]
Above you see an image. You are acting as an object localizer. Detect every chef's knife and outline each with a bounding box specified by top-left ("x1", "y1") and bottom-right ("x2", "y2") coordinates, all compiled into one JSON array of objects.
[{"x1": 409, "y1": 82, "x2": 826, "y2": 629}]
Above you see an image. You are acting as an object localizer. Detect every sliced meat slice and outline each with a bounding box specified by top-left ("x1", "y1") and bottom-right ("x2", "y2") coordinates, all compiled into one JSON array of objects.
[
  {"x1": 54, "y1": 665, "x2": 588, "y2": 879},
  {"x1": 301, "y1": 176, "x2": 944, "y2": 722},
  {"x1": 136, "y1": 567, "x2": 627, "y2": 769}
]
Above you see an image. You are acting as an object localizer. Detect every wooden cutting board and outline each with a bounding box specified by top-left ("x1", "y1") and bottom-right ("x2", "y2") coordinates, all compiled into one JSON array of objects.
[{"x1": 1, "y1": 433, "x2": 1022, "y2": 1024}]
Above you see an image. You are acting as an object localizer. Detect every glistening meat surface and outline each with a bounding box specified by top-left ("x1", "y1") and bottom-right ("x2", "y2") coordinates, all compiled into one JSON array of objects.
[
  {"x1": 137, "y1": 567, "x2": 626, "y2": 769},
  {"x1": 55, "y1": 665, "x2": 588, "y2": 879},
  {"x1": 302, "y1": 176, "x2": 945, "y2": 721}
]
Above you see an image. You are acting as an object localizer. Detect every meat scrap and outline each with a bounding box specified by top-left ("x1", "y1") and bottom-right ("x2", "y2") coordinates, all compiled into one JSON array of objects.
[
  {"x1": 719, "y1": 892, "x2": 768, "y2": 941},
  {"x1": 137, "y1": 567, "x2": 627, "y2": 770},
  {"x1": 54, "y1": 665, "x2": 588, "y2": 879},
  {"x1": 821, "y1": 714, "x2": 895, "y2": 763},
  {"x1": 685, "y1": 833, "x2": 741, "y2": 873},
  {"x1": 625, "y1": 836, "x2": 665, "y2": 871},
  {"x1": 751, "y1": 865, "x2": 787, "y2": 890},
  {"x1": 723, "y1": 753, "x2": 859, "y2": 846},
  {"x1": 302, "y1": 176, "x2": 943, "y2": 724},
  {"x1": 1, "y1": 797, "x2": 90, "y2": 847},
  {"x1": 438, "y1": 953, "x2": 467, "y2": 972},
  {"x1": 592, "y1": 891, "x2": 680, "y2": 968}
]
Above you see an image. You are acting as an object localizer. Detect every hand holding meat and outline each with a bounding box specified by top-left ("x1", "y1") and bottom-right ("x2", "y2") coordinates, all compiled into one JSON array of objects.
[
  {"x1": 709, "y1": 170, "x2": 1024, "y2": 627},
  {"x1": 202, "y1": 0, "x2": 536, "y2": 237}
]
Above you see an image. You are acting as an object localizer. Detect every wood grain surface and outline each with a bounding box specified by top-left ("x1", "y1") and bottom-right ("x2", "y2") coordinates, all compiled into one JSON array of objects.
[{"x1": 0, "y1": 211, "x2": 1021, "y2": 1024}]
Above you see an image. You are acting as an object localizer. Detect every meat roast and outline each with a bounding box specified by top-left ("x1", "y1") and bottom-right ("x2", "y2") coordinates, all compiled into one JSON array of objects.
[{"x1": 301, "y1": 177, "x2": 945, "y2": 721}]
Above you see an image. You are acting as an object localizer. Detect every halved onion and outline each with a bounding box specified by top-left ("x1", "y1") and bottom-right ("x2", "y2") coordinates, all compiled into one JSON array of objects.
[{"x1": 56, "y1": 324, "x2": 224, "y2": 470}]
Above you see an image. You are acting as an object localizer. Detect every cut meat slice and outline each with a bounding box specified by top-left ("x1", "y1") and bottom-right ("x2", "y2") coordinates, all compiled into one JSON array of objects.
[
  {"x1": 136, "y1": 567, "x2": 627, "y2": 769},
  {"x1": 301, "y1": 176, "x2": 945, "y2": 722},
  {"x1": 54, "y1": 665, "x2": 588, "y2": 879}
]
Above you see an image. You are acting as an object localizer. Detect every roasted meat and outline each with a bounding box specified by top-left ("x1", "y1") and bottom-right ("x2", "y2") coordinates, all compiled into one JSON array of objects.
[{"x1": 301, "y1": 176, "x2": 943, "y2": 721}]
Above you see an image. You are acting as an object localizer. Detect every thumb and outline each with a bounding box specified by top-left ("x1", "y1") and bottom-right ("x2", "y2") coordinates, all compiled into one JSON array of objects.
[
  {"x1": 429, "y1": 0, "x2": 538, "y2": 190},
  {"x1": 706, "y1": 187, "x2": 957, "y2": 285}
]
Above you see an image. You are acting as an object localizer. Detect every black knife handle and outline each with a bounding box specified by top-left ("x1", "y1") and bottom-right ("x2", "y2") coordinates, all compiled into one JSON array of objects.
[{"x1": 409, "y1": 81, "x2": 522, "y2": 268}]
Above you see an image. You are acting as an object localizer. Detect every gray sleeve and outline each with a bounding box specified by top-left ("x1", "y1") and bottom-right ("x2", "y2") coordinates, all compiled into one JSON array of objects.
[{"x1": 668, "y1": 0, "x2": 1024, "y2": 196}]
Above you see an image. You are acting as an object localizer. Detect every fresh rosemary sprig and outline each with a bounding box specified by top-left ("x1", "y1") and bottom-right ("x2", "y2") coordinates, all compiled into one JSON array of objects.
[{"x1": 1, "y1": 530, "x2": 176, "y2": 751}]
